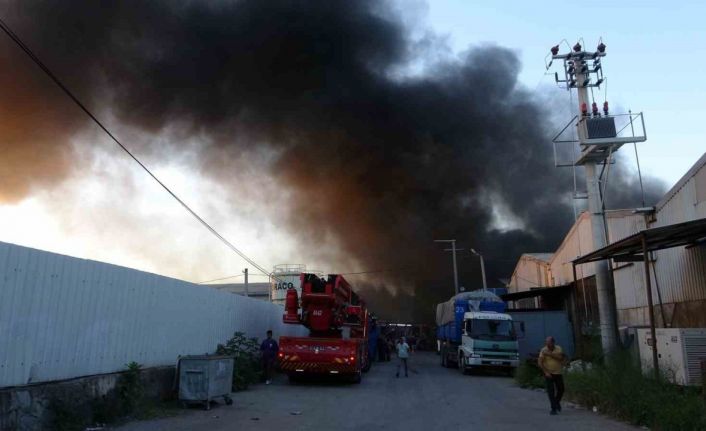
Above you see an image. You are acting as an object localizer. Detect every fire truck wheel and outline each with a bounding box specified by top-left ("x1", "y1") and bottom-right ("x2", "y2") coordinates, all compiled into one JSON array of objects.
[
  {"x1": 362, "y1": 359, "x2": 371, "y2": 373},
  {"x1": 351, "y1": 371, "x2": 362, "y2": 384},
  {"x1": 288, "y1": 374, "x2": 300, "y2": 384}
]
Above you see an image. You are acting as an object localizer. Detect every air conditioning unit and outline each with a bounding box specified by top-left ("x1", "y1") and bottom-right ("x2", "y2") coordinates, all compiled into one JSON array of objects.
[{"x1": 636, "y1": 328, "x2": 706, "y2": 386}]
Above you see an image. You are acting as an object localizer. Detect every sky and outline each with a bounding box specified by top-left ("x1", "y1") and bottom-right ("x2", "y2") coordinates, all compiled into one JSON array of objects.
[
  {"x1": 425, "y1": 0, "x2": 706, "y2": 184},
  {"x1": 0, "y1": 0, "x2": 704, "y2": 285}
]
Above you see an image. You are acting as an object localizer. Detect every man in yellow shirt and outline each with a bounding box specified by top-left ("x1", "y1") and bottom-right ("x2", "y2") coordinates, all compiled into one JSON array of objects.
[{"x1": 538, "y1": 336, "x2": 565, "y2": 415}]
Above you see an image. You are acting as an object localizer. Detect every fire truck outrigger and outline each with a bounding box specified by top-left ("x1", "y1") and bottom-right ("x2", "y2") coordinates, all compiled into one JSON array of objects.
[{"x1": 279, "y1": 273, "x2": 372, "y2": 383}]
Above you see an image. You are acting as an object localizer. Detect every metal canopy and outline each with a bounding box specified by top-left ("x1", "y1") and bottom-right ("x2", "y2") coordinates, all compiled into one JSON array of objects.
[
  {"x1": 573, "y1": 217, "x2": 706, "y2": 264},
  {"x1": 572, "y1": 217, "x2": 706, "y2": 378},
  {"x1": 500, "y1": 285, "x2": 570, "y2": 301}
]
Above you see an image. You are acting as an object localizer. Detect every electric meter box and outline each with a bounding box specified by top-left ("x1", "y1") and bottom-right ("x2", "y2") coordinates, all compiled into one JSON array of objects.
[{"x1": 636, "y1": 328, "x2": 706, "y2": 386}]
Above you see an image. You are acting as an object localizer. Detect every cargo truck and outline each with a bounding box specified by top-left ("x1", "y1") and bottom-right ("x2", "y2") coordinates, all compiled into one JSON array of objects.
[{"x1": 436, "y1": 291, "x2": 523, "y2": 374}]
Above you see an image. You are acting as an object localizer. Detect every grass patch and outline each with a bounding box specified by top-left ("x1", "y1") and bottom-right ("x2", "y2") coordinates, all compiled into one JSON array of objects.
[
  {"x1": 514, "y1": 360, "x2": 545, "y2": 389},
  {"x1": 565, "y1": 353, "x2": 706, "y2": 431}
]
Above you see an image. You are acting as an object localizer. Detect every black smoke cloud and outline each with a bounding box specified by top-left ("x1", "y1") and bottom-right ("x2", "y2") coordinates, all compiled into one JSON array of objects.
[{"x1": 0, "y1": 0, "x2": 665, "y2": 321}]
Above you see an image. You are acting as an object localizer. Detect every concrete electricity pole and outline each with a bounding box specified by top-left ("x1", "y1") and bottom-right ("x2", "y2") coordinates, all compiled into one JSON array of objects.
[
  {"x1": 573, "y1": 47, "x2": 618, "y2": 354},
  {"x1": 243, "y1": 267, "x2": 249, "y2": 297},
  {"x1": 435, "y1": 239, "x2": 459, "y2": 295},
  {"x1": 546, "y1": 40, "x2": 646, "y2": 356}
]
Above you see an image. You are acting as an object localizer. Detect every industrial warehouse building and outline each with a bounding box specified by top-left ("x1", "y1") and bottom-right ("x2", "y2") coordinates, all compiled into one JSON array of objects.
[
  {"x1": 209, "y1": 282, "x2": 271, "y2": 301},
  {"x1": 507, "y1": 152, "x2": 706, "y2": 333}
]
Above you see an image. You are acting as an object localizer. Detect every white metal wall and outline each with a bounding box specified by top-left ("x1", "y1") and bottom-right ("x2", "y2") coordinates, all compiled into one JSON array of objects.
[
  {"x1": 0, "y1": 241, "x2": 305, "y2": 388},
  {"x1": 507, "y1": 254, "x2": 552, "y2": 293},
  {"x1": 615, "y1": 153, "x2": 706, "y2": 312},
  {"x1": 549, "y1": 212, "x2": 594, "y2": 285},
  {"x1": 608, "y1": 212, "x2": 649, "y2": 311}
]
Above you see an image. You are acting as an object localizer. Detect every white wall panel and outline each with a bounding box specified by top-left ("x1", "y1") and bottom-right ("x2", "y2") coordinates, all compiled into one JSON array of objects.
[
  {"x1": 614, "y1": 154, "x2": 706, "y2": 314},
  {"x1": 0, "y1": 241, "x2": 305, "y2": 388},
  {"x1": 550, "y1": 212, "x2": 595, "y2": 285}
]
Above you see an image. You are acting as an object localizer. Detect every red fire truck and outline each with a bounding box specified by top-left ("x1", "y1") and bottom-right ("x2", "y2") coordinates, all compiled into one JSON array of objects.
[{"x1": 278, "y1": 273, "x2": 371, "y2": 383}]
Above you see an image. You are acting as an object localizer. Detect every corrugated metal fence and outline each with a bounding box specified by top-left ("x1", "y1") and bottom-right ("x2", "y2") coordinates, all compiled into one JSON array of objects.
[{"x1": 0, "y1": 241, "x2": 305, "y2": 388}]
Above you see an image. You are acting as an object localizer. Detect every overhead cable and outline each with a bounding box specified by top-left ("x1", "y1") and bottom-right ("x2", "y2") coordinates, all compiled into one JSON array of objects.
[{"x1": 0, "y1": 17, "x2": 277, "y2": 281}]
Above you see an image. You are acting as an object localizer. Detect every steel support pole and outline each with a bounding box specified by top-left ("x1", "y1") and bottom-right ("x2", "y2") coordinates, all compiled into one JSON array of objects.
[
  {"x1": 641, "y1": 234, "x2": 659, "y2": 379},
  {"x1": 571, "y1": 263, "x2": 582, "y2": 356},
  {"x1": 243, "y1": 267, "x2": 249, "y2": 297},
  {"x1": 479, "y1": 254, "x2": 487, "y2": 292},
  {"x1": 451, "y1": 240, "x2": 459, "y2": 295}
]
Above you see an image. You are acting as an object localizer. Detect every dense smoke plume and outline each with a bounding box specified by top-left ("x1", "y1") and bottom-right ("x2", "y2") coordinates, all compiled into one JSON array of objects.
[{"x1": 0, "y1": 1, "x2": 665, "y2": 320}]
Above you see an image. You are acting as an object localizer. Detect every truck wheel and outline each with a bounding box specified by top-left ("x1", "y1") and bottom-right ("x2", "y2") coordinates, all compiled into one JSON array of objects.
[
  {"x1": 441, "y1": 350, "x2": 447, "y2": 368},
  {"x1": 362, "y1": 358, "x2": 371, "y2": 373},
  {"x1": 351, "y1": 371, "x2": 362, "y2": 384},
  {"x1": 458, "y1": 354, "x2": 467, "y2": 375}
]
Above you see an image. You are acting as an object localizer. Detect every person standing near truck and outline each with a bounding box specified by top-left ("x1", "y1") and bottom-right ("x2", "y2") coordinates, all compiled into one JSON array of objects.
[
  {"x1": 260, "y1": 330, "x2": 279, "y2": 385},
  {"x1": 538, "y1": 336, "x2": 565, "y2": 415},
  {"x1": 396, "y1": 337, "x2": 410, "y2": 378}
]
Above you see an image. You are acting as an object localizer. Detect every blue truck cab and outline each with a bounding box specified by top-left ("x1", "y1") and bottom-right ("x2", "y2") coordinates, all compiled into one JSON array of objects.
[{"x1": 436, "y1": 292, "x2": 522, "y2": 374}]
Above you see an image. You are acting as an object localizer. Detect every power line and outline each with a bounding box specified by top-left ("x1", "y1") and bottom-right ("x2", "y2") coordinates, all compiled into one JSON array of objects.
[
  {"x1": 340, "y1": 269, "x2": 401, "y2": 276},
  {"x1": 198, "y1": 273, "x2": 270, "y2": 284},
  {"x1": 0, "y1": 16, "x2": 279, "y2": 281},
  {"x1": 198, "y1": 274, "x2": 244, "y2": 284}
]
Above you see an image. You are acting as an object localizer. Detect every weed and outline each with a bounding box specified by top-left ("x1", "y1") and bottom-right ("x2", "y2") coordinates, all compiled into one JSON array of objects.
[
  {"x1": 118, "y1": 361, "x2": 144, "y2": 415},
  {"x1": 216, "y1": 331, "x2": 261, "y2": 390},
  {"x1": 514, "y1": 360, "x2": 545, "y2": 389},
  {"x1": 565, "y1": 352, "x2": 706, "y2": 431}
]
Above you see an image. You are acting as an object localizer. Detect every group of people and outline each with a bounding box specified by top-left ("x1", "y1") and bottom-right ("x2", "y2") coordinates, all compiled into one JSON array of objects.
[
  {"x1": 375, "y1": 335, "x2": 413, "y2": 377},
  {"x1": 261, "y1": 329, "x2": 567, "y2": 416},
  {"x1": 376, "y1": 335, "x2": 404, "y2": 361}
]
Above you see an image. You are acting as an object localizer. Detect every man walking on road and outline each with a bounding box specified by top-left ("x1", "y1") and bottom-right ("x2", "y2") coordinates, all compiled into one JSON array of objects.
[
  {"x1": 396, "y1": 337, "x2": 410, "y2": 378},
  {"x1": 538, "y1": 336, "x2": 566, "y2": 415},
  {"x1": 260, "y1": 330, "x2": 279, "y2": 385}
]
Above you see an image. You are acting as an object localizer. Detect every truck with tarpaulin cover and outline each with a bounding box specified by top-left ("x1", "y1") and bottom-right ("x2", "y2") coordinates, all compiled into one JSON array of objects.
[{"x1": 436, "y1": 291, "x2": 523, "y2": 374}]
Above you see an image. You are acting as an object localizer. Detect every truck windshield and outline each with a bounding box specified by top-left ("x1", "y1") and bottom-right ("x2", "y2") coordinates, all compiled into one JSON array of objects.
[{"x1": 466, "y1": 319, "x2": 515, "y2": 341}]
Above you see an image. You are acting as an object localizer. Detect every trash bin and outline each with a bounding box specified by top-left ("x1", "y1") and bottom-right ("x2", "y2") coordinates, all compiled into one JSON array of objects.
[{"x1": 178, "y1": 355, "x2": 234, "y2": 410}]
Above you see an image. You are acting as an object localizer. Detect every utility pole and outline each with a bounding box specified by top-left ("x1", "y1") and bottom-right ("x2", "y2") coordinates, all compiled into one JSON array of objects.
[
  {"x1": 470, "y1": 249, "x2": 488, "y2": 291},
  {"x1": 547, "y1": 40, "x2": 646, "y2": 356},
  {"x1": 574, "y1": 46, "x2": 618, "y2": 355},
  {"x1": 435, "y1": 239, "x2": 459, "y2": 295},
  {"x1": 243, "y1": 267, "x2": 249, "y2": 297}
]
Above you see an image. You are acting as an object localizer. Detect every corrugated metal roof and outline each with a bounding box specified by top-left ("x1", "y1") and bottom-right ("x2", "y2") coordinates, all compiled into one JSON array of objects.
[
  {"x1": 574, "y1": 218, "x2": 706, "y2": 264},
  {"x1": 525, "y1": 253, "x2": 553, "y2": 262},
  {"x1": 656, "y1": 151, "x2": 706, "y2": 211},
  {"x1": 0, "y1": 241, "x2": 306, "y2": 388}
]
